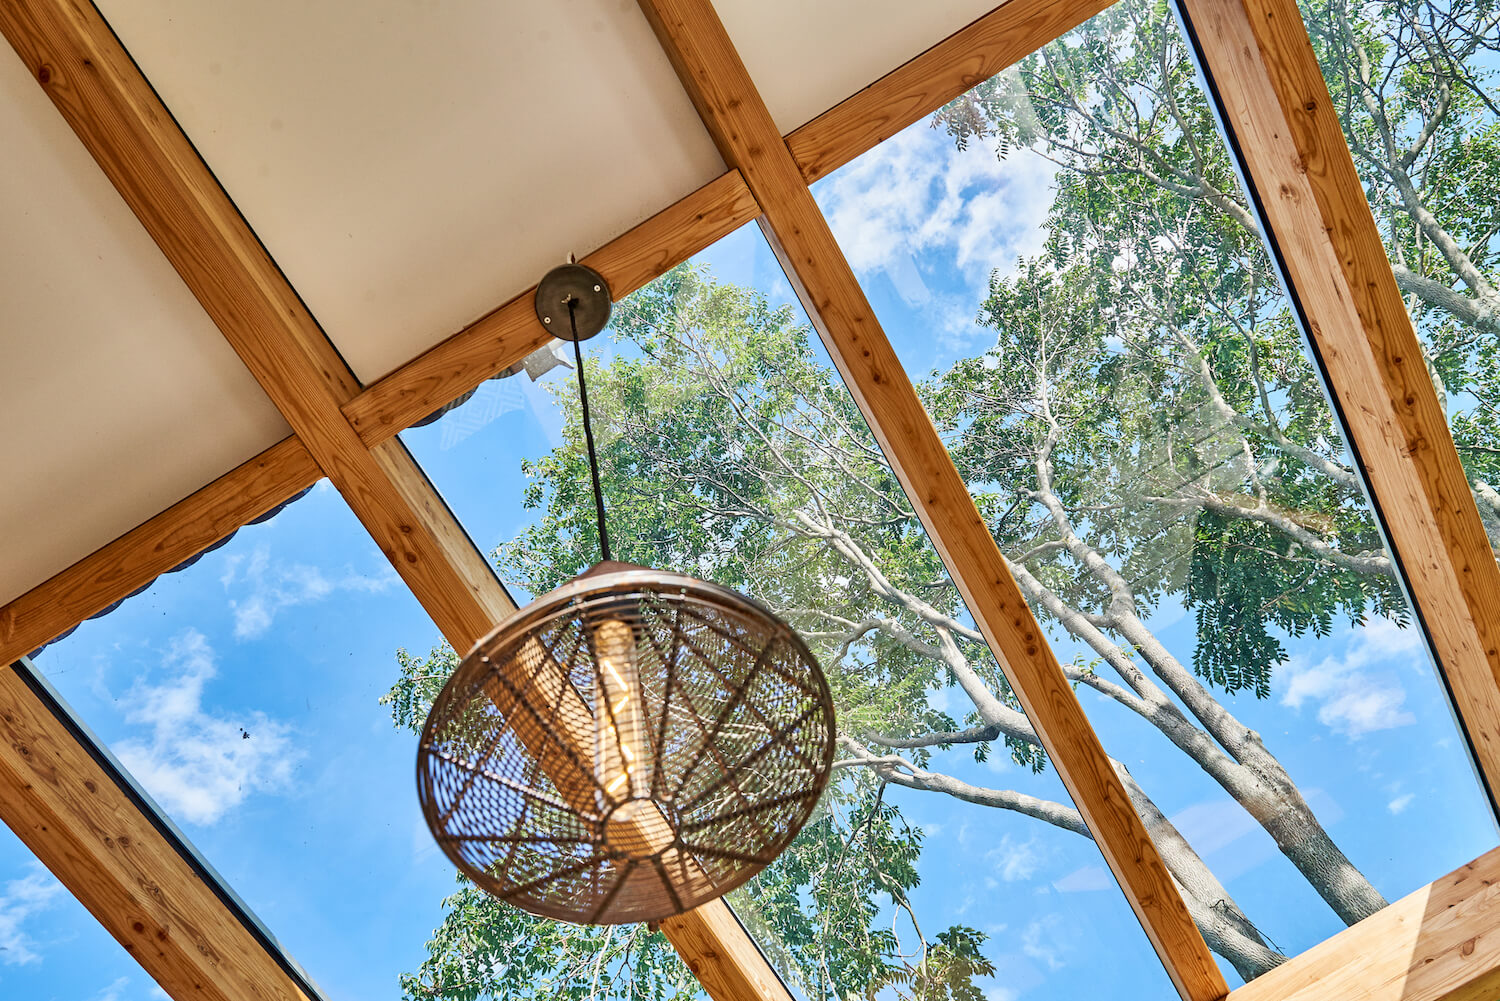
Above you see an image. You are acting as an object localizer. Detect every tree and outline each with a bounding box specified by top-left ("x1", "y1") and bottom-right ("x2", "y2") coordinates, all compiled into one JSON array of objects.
[
  {"x1": 387, "y1": 0, "x2": 1499, "y2": 993},
  {"x1": 935, "y1": 0, "x2": 1500, "y2": 539}
]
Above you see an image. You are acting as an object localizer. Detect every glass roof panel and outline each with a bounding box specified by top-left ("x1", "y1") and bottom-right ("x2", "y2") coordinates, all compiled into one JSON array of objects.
[
  {"x1": 1294, "y1": 0, "x2": 1500, "y2": 566},
  {"x1": 26, "y1": 481, "x2": 461, "y2": 1001},
  {"x1": 808, "y1": 0, "x2": 1498, "y2": 988},
  {"x1": 405, "y1": 222, "x2": 1176, "y2": 1001}
]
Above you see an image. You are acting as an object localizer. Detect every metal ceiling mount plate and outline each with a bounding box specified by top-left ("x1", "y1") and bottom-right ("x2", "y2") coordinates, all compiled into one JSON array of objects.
[{"x1": 535, "y1": 262, "x2": 612, "y2": 341}]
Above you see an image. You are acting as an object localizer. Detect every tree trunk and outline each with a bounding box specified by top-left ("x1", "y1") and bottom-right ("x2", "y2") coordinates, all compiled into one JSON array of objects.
[
  {"x1": 1112, "y1": 612, "x2": 1389, "y2": 924},
  {"x1": 1114, "y1": 765, "x2": 1286, "y2": 981}
]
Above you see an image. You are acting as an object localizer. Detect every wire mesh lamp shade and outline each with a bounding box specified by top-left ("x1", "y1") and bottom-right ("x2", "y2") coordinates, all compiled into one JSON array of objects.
[{"x1": 417, "y1": 563, "x2": 836, "y2": 925}]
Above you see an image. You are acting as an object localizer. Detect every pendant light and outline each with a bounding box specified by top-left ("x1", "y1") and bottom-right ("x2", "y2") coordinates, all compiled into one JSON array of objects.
[{"x1": 416, "y1": 261, "x2": 836, "y2": 926}]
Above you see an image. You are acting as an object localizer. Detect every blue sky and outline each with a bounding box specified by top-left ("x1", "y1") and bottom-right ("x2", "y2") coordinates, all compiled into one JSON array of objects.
[{"x1": 7, "y1": 40, "x2": 1499, "y2": 1001}]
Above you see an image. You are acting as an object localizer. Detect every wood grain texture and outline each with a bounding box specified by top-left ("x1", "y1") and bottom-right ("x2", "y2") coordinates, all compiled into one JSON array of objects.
[
  {"x1": 0, "y1": 436, "x2": 319, "y2": 666},
  {"x1": 0, "y1": 665, "x2": 314, "y2": 1001},
  {"x1": 633, "y1": 2, "x2": 1226, "y2": 999},
  {"x1": 786, "y1": 0, "x2": 1114, "y2": 183},
  {"x1": 1227, "y1": 847, "x2": 1500, "y2": 1001},
  {"x1": 344, "y1": 170, "x2": 759, "y2": 447},
  {"x1": 1177, "y1": 0, "x2": 1500, "y2": 804},
  {"x1": 661, "y1": 898, "x2": 791, "y2": 1001}
]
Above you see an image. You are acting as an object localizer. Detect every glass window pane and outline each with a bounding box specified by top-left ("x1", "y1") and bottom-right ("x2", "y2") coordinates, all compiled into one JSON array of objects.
[
  {"x1": 0, "y1": 824, "x2": 156, "y2": 1001},
  {"x1": 28, "y1": 483, "x2": 457, "y2": 1001},
  {"x1": 810, "y1": 0, "x2": 1497, "y2": 987},
  {"x1": 1296, "y1": 0, "x2": 1500, "y2": 560},
  {"x1": 405, "y1": 223, "x2": 1177, "y2": 1001}
]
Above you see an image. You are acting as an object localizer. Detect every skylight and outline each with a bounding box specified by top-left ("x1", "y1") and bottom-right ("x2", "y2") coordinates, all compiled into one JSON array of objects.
[{"x1": 810, "y1": 0, "x2": 1498, "y2": 984}]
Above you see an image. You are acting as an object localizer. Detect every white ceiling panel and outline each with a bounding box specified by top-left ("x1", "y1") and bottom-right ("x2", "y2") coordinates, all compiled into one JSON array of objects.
[
  {"x1": 0, "y1": 48, "x2": 291, "y2": 608},
  {"x1": 718, "y1": 0, "x2": 1003, "y2": 134},
  {"x1": 94, "y1": 0, "x2": 728, "y2": 383}
]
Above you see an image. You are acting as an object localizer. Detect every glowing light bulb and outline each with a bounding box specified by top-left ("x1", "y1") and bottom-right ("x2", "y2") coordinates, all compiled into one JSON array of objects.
[{"x1": 594, "y1": 618, "x2": 649, "y2": 815}]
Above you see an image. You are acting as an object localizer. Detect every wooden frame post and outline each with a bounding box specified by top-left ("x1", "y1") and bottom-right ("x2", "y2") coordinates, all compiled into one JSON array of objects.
[{"x1": 632, "y1": 2, "x2": 1227, "y2": 999}]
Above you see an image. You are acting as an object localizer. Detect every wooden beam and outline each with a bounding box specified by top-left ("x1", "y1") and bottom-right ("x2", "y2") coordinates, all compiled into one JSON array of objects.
[
  {"x1": 1227, "y1": 847, "x2": 1500, "y2": 1001},
  {"x1": 785, "y1": 0, "x2": 1114, "y2": 184},
  {"x1": 662, "y1": 897, "x2": 790, "y2": 1001},
  {"x1": 0, "y1": 661, "x2": 314, "y2": 1001},
  {"x1": 1175, "y1": 0, "x2": 1500, "y2": 804},
  {"x1": 345, "y1": 169, "x2": 759, "y2": 447},
  {"x1": 631, "y1": 2, "x2": 1226, "y2": 1000},
  {"x1": 0, "y1": 153, "x2": 759, "y2": 669},
  {"x1": 0, "y1": 436, "x2": 319, "y2": 666}
]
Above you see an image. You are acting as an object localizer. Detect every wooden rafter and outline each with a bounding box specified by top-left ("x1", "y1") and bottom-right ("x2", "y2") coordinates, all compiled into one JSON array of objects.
[
  {"x1": 0, "y1": 0, "x2": 1098, "y2": 670},
  {"x1": 1, "y1": 0, "x2": 511, "y2": 650},
  {"x1": 0, "y1": 437, "x2": 319, "y2": 666},
  {"x1": 1175, "y1": 0, "x2": 1500, "y2": 803},
  {"x1": 784, "y1": 0, "x2": 1115, "y2": 183},
  {"x1": 345, "y1": 169, "x2": 759, "y2": 447},
  {"x1": 631, "y1": 1, "x2": 1226, "y2": 999}
]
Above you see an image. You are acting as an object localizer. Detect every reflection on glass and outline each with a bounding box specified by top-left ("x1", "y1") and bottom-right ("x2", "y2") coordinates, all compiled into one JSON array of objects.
[
  {"x1": 1298, "y1": 0, "x2": 1500, "y2": 558},
  {"x1": 29, "y1": 484, "x2": 457, "y2": 1001},
  {"x1": 403, "y1": 224, "x2": 1175, "y2": 1001},
  {"x1": 811, "y1": 0, "x2": 1497, "y2": 986}
]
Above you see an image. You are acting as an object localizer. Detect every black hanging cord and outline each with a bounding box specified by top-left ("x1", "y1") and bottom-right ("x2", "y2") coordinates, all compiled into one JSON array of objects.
[{"x1": 569, "y1": 299, "x2": 613, "y2": 562}]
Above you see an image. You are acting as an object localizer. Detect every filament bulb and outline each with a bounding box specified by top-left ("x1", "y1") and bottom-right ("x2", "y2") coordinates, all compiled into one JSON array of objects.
[{"x1": 594, "y1": 617, "x2": 649, "y2": 816}]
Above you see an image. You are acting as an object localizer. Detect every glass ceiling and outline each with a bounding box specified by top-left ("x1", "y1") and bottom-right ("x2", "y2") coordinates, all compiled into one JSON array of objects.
[
  {"x1": 26, "y1": 482, "x2": 456, "y2": 1001},
  {"x1": 6, "y1": 1, "x2": 1499, "y2": 1000},
  {"x1": 1294, "y1": 0, "x2": 1500, "y2": 567},
  {"x1": 809, "y1": 0, "x2": 1497, "y2": 987},
  {"x1": 406, "y1": 221, "x2": 1176, "y2": 1000}
]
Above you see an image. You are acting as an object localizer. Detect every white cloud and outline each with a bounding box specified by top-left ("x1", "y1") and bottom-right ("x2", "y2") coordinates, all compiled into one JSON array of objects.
[
  {"x1": 225, "y1": 545, "x2": 397, "y2": 639},
  {"x1": 1020, "y1": 914, "x2": 1068, "y2": 971},
  {"x1": 0, "y1": 864, "x2": 62, "y2": 965},
  {"x1": 1167, "y1": 790, "x2": 1344, "y2": 883},
  {"x1": 114, "y1": 630, "x2": 298, "y2": 825},
  {"x1": 89, "y1": 976, "x2": 132, "y2": 1001},
  {"x1": 1279, "y1": 619, "x2": 1423, "y2": 737},
  {"x1": 1388, "y1": 792, "x2": 1416, "y2": 814},
  {"x1": 1051, "y1": 865, "x2": 1113, "y2": 892},
  {"x1": 817, "y1": 117, "x2": 1057, "y2": 353},
  {"x1": 986, "y1": 988, "x2": 1019, "y2": 1001},
  {"x1": 1170, "y1": 799, "x2": 1261, "y2": 859},
  {"x1": 927, "y1": 686, "x2": 953, "y2": 714},
  {"x1": 983, "y1": 751, "x2": 1012, "y2": 775},
  {"x1": 986, "y1": 833, "x2": 1046, "y2": 882}
]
